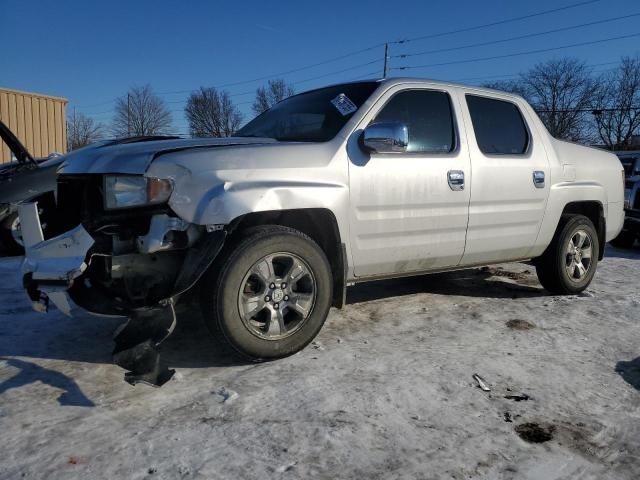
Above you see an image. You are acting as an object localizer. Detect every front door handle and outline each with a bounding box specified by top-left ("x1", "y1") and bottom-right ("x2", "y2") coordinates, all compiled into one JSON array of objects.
[
  {"x1": 533, "y1": 171, "x2": 545, "y2": 188},
  {"x1": 448, "y1": 170, "x2": 465, "y2": 191}
]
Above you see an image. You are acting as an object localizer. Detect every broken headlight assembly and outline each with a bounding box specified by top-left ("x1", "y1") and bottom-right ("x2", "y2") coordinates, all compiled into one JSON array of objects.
[{"x1": 104, "y1": 175, "x2": 173, "y2": 210}]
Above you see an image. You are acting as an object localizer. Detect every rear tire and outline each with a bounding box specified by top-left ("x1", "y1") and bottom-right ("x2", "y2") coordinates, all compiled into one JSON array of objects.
[
  {"x1": 0, "y1": 213, "x2": 25, "y2": 256},
  {"x1": 200, "y1": 225, "x2": 333, "y2": 360},
  {"x1": 610, "y1": 229, "x2": 636, "y2": 249},
  {"x1": 535, "y1": 214, "x2": 599, "y2": 294}
]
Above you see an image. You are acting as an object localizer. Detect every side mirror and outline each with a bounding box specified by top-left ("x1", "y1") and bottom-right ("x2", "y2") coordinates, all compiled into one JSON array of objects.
[{"x1": 362, "y1": 122, "x2": 408, "y2": 153}]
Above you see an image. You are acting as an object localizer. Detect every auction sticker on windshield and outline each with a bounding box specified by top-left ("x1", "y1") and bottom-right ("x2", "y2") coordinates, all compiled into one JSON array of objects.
[{"x1": 331, "y1": 94, "x2": 358, "y2": 116}]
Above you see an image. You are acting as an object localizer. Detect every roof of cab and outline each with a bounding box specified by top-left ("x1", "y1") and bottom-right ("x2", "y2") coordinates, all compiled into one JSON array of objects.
[
  {"x1": 374, "y1": 76, "x2": 523, "y2": 98},
  {"x1": 317, "y1": 76, "x2": 526, "y2": 102}
]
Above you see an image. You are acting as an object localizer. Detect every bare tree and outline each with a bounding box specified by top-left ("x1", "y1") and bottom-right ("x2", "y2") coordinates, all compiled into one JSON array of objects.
[
  {"x1": 67, "y1": 111, "x2": 103, "y2": 150},
  {"x1": 112, "y1": 85, "x2": 172, "y2": 137},
  {"x1": 592, "y1": 56, "x2": 640, "y2": 150},
  {"x1": 185, "y1": 87, "x2": 243, "y2": 137},
  {"x1": 518, "y1": 58, "x2": 598, "y2": 141},
  {"x1": 252, "y1": 79, "x2": 295, "y2": 115}
]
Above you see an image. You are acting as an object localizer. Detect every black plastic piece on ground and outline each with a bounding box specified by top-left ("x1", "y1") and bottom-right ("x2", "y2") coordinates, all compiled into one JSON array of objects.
[{"x1": 112, "y1": 301, "x2": 177, "y2": 387}]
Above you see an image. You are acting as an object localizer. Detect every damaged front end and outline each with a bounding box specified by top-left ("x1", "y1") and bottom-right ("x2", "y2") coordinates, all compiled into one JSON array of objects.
[{"x1": 19, "y1": 174, "x2": 226, "y2": 386}]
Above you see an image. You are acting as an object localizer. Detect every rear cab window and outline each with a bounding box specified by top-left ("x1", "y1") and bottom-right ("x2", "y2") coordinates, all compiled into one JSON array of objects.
[{"x1": 466, "y1": 95, "x2": 530, "y2": 155}]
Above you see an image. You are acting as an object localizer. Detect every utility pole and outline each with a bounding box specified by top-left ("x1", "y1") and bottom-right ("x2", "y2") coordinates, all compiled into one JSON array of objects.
[
  {"x1": 383, "y1": 43, "x2": 389, "y2": 79},
  {"x1": 72, "y1": 107, "x2": 76, "y2": 151},
  {"x1": 127, "y1": 93, "x2": 131, "y2": 137}
]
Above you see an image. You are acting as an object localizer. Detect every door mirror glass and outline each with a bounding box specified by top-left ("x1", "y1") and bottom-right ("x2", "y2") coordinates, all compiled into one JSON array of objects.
[{"x1": 362, "y1": 122, "x2": 408, "y2": 153}]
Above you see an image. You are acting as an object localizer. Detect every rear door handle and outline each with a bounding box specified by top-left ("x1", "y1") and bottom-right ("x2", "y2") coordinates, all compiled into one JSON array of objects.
[
  {"x1": 533, "y1": 171, "x2": 545, "y2": 188},
  {"x1": 448, "y1": 170, "x2": 465, "y2": 191}
]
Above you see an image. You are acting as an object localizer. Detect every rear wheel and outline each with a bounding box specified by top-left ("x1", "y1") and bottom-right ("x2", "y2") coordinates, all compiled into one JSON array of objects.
[
  {"x1": 610, "y1": 229, "x2": 636, "y2": 249},
  {"x1": 200, "y1": 225, "x2": 333, "y2": 359},
  {"x1": 535, "y1": 214, "x2": 599, "y2": 294},
  {"x1": 0, "y1": 212, "x2": 25, "y2": 256}
]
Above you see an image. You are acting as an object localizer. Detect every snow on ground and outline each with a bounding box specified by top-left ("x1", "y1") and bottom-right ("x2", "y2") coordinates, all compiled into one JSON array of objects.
[{"x1": 1, "y1": 246, "x2": 639, "y2": 480}]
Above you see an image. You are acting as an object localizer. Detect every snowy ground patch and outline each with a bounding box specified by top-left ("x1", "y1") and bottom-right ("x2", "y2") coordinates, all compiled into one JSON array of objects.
[{"x1": 1, "y1": 246, "x2": 639, "y2": 479}]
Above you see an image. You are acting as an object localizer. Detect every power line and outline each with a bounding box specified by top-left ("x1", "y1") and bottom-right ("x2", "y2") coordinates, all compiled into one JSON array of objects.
[
  {"x1": 75, "y1": 1, "x2": 599, "y2": 110},
  {"x1": 393, "y1": 32, "x2": 640, "y2": 71},
  {"x1": 83, "y1": 58, "x2": 382, "y2": 117},
  {"x1": 76, "y1": 46, "x2": 383, "y2": 109},
  {"x1": 452, "y1": 61, "x2": 621, "y2": 83},
  {"x1": 393, "y1": 13, "x2": 640, "y2": 59},
  {"x1": 390, "y1": 0, "x2": 602, "y2": 45}
]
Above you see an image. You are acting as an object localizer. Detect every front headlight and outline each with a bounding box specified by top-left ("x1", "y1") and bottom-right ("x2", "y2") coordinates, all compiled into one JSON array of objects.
[{"x1": 104, "y1": 175, "x2": 173, "y2": 210}]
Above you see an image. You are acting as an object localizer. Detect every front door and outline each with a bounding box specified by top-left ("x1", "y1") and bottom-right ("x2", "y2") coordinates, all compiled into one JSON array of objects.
[{"x1": 347, "y1": 86, "x2": 471, "y2": 277}]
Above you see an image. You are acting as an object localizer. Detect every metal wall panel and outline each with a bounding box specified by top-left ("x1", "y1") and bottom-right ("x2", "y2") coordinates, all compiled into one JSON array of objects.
[{"x1": 0, "y1": 88, "x2": 68, "y2": 163}]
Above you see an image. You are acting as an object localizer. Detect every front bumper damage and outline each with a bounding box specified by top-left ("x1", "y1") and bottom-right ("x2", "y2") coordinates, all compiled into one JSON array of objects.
[{"x1": 18, "y1": 201, "x2": 226, "y2": 387}]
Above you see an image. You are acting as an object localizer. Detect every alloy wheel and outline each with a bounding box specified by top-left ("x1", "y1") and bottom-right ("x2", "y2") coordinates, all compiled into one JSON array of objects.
[
  {"x1": 237, "y1": 252, "x2": 317, "y2": 340},
  {"x1": 565, "y1": 229, "x2": 593, "y2": 281}
]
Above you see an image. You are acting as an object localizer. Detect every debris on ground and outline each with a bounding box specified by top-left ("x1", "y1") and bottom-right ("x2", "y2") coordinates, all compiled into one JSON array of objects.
[
  {"x1": 275, "y1": 462, "x2": 297, "y2": 473},
  {"x1": 472, "y1": 374, "x2": 491, "y2": 392},
  {"x1": 504, "y1": 393, "x2": 530, "y2": 402},
  {"x1": 506, "y1": 319, "x2": 535, "y2": 330},
  {"x1": 214, "y1": 387, "x2": 239, "y2": 404}
]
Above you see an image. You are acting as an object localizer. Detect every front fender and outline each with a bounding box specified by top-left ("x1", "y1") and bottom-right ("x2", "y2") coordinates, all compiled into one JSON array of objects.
[{"x1": 186, "y1": 179, "x2": 347, "y2": 225}]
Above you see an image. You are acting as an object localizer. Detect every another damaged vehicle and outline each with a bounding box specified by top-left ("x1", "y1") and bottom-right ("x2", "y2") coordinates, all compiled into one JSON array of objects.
[
  {"x1": 18, "y1": 78, "x2": 625, "y2": 385},
  {"x1": 0, "y1": 122, "x2": 62, "y2": 255}
]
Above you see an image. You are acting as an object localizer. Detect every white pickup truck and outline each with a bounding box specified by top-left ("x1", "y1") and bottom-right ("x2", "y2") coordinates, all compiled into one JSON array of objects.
[{"x1": 16, "y1": 78, "x2": 625, "y2": 385}]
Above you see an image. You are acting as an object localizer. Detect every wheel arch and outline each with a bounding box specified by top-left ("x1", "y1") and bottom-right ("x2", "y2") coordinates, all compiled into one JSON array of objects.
[
  {"x1": 560, "y1": 201, "x2": 606, "y2": 260},
  {"x1": 227, "y1": 208, "x2": 347, "y2": 308},
  {"x1": 532, "y1": 182, "x2": 608, "y2": 260}
]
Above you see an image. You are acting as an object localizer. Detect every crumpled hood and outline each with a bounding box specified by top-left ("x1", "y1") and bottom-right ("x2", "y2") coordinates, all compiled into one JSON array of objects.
[{"x1": 58, "y1": 137, "x2": 278, "y2": 175}]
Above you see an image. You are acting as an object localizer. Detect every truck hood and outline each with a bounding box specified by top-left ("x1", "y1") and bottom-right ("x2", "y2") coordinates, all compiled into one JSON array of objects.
[{"x1": 58, "y1": 136, "x2": 279, "y2": 175}]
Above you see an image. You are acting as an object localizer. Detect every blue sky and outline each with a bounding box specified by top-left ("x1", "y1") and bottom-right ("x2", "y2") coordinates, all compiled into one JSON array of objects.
[{"x1": 2, "y1": 0, "x2": 639, "y2": 134}]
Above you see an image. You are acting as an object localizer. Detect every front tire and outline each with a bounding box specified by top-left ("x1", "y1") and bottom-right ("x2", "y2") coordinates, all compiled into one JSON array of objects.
[
  {"x1": 535, "y1": 214, "x2": 599, "y2": 294},
  {"x1": 200, "y1": 226, "x2": 333, "y2": 360}
]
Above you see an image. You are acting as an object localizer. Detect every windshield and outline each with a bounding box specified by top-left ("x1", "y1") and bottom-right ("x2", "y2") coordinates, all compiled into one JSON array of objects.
[{"x1": 236, "y1": 82, "x2": 379, "y2": 142}]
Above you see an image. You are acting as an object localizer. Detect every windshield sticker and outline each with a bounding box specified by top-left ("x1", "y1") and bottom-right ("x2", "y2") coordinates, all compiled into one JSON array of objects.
[{"x1": 331, "y1": 94, "x2": 358, "y2": 116}]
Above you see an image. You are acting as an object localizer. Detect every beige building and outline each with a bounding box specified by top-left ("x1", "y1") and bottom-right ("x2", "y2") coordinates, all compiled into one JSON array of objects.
[{"x1": 0, "y1": 87, "x2": 68, "y2": 163}]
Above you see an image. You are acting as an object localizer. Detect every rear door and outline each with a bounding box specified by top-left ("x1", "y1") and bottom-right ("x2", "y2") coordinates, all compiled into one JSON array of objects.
[
  {"x1": 348, "y1": 85, "x2": 471, "y2": 277},
  {"x1": 458, "y1": 92, "x2": 550, "y2": 265}
]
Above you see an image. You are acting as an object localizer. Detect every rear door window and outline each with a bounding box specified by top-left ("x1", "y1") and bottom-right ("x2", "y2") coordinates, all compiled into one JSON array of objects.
[{"x1": 466, "y1": 95, "x2": 529, "y2": 155}]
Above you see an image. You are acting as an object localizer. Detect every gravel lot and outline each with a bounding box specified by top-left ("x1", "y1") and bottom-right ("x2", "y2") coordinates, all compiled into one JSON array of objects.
[{"x1": 1, "y1": 245, "x2": 639, "y2": 480}]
